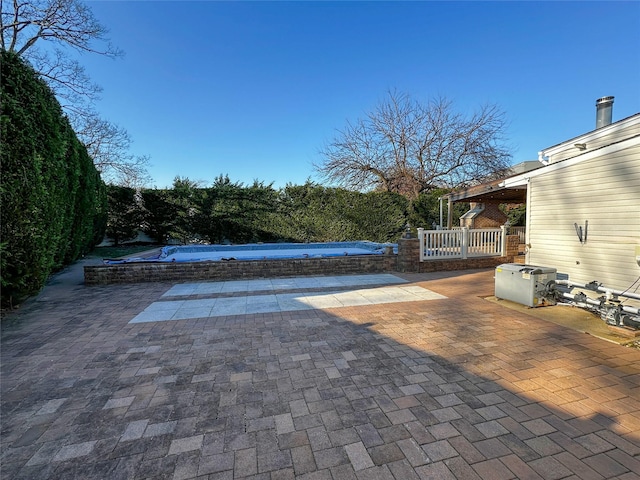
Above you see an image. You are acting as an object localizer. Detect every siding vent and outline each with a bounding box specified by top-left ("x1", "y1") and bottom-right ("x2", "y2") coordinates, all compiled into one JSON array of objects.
[{"x1": 595, "y1": 96, "x2": 614, "y2": 129}]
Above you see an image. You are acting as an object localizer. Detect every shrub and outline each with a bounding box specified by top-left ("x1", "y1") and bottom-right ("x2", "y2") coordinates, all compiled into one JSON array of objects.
[{"x1": 0, "y1": 51, "x2": 105, "y2": 307}]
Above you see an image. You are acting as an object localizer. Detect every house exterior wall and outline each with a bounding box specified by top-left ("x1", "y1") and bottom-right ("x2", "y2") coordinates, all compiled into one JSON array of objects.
[{"x1": 526, "y1": 145, "x2": 640, "y2": 292}]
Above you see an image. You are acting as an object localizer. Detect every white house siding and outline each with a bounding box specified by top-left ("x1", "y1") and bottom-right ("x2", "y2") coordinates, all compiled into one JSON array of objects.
[{"x1": 527, "y1": 146, "x2": 640, "y2": 294}]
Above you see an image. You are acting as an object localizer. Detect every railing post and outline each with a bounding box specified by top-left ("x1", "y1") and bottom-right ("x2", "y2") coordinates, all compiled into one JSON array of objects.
[
  {"x1": 417, "y1": 228, "x2": 424, "y2": 261},
  {"x1": 461, "y1": 227, "x2": 469, "y2": 259},
  {"x1": 500, "y1": 225, "x2": 507, "y2": 257}
]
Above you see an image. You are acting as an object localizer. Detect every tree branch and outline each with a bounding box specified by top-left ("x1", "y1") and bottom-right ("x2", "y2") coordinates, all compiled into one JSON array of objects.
[{"x1": 315, "y1": 90, "x2": 512, "y2": 199}]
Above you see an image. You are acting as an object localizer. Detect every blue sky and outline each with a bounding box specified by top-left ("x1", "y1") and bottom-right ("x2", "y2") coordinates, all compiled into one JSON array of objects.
[{"x1": 82, "y1": 1, "x2": 640, "y2": 189}]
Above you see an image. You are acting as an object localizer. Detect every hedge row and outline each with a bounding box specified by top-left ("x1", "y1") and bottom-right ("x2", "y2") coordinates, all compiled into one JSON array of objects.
[
  {"x1": 106, "y1": 179, "x2": 468, "y2": 247},
  {"x1": 1, "y1": 51, "x2": 106, "y2": 307}
]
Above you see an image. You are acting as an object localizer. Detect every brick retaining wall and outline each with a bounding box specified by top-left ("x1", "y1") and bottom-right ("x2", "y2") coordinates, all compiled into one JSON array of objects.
[
  {"x1": 396, "y1": 235, "x2": 519, "y2": 274},
  {"x1": 84, "y1": 255, "x2": 398, "y2": 285},
  {"x1": 84, "y1": 235, "x2": 521, "y2": 285}
]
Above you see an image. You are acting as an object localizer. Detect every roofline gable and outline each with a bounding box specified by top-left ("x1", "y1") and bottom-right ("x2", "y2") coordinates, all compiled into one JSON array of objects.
[
  {"x1": 538, "y1": 113, "x2": 640, "y2": 162},
  {"x1": 503, "y1": 132, "x2": 640, "y2": 188}
]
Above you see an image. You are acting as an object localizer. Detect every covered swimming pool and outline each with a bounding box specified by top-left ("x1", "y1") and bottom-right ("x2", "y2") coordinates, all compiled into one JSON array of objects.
[{"x1": 104, "y1": 241, "x2": 397, "y2": 264}]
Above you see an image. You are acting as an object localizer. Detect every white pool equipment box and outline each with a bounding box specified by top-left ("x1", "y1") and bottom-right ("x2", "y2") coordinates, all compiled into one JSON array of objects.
[{"x1": 495, "y1": 264, "x2": 557, "y2": 307}]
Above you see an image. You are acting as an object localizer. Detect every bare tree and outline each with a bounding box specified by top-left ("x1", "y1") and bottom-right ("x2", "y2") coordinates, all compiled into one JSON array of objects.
[
  {"x1": 1, "y1": 0, "x2": 151, "y2": 186},
  {"x1": 75, "y1": 113, "x2": 151, "y2": 187},
  {"x1": 1, "y1": 0, "x2": 120, "y2": 103},
  {"x1": 316, "y1": 91, "x2": 512, "y2": 199},
  {"x1": 1, "y1": 0, "x2": 120, "y2": 55}
]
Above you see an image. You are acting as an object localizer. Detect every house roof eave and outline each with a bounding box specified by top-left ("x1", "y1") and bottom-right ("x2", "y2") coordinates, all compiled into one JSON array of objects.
[
  {"x1": 442, "y1": 122, "x2": 640, "y2": 205},
  {"x1": 539, "y1": 113, "x2": 640, "y2": 159}
]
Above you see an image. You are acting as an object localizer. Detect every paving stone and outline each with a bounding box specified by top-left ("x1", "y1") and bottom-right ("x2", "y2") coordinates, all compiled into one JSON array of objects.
[
  {"x1": 320, "y1": 410, "x2": 343, "y2": 431},
  {"x1": 26, "y1": 442, "x2": 66, "y2": 466},
  {"x1": 427, "y1": 422, "x2": 460, "y2": 440},
  {"x1": 387, "y1": 459, "x2": 421, "y2": 480},
  {"x1": 473, "y1": 438, "x2": 513, "y2": 459},
  {"x1": 297, "y1": 470, "x2": 332, "y2": 480},
  {"x1": 525, "y1": 435, "x2": 564, "y2": 456},
  {"x1": 355, "y1": 423, "x2": 385, "y2": 448},
  {"x1": 475, "y1": 405, "x2": 507, "y2": 421},
  {"x1": 4, "y1": 270, "x2": 640, "y2": 480},
  {"x1": 197, "y1": 452, "x2": 235, "y2": 476},
  {"x1": 230, "y1": 372, "x2": 252, "y2": 382},
  {"x1": 313, "y1": 446, "x2": 350, "y2": 469},
  {"x1": 522, "y1": 418, "x2": 557, "y2": 436},
  {"x1": 421, "y1": 439, "x2": 458, "y2": 462},
  {"x1": 386, "y1": 408, "x2": 417, "y2": 425},
  {"x1": 582, "y1": 452, "x2": 629, "y2": 478},
  {"x1": 415, "y1": 461, "x2": 456, "y2": 480},
  {"x1": 270, "y1": 467, "x2": 296, "y2": 480},
  {"x1": 276, "y1": 431, "x2": 309, "y2": 451},
  {"x1": 36, "y1": 398, "x2": 67, "y2": 415},
  {"x1": 608, "y1": 452, "x2": 639, "y2": 478},
  {"x1": 397, "y1": 438, "x2": 431, "y2": 467},
  {"x1": 52, "y1": 440, "x2": 97, "y2": 462},
  {"x1": 355, "y1": 464, "x2": 395, "y2": 480},
  {"x1": 575, "y1": 432, "x2": 616, "y2": 454},
  {"x1": 499, "y1": 433, "x2": 541, "y2": 462},
  {"x1": 307, "y1": 426, "x2": 332, "y2": 452},
  {"x1": 328, "y1": 427, "x2": 360, "y2": 447},
  {"x1": 11, "y1": 424, "x2": 50, "y2": 447},
  {"x1": 528, "y1": 456, "x2": 573, "y2": 480},
  {"x1": 103, "y1": 396, "x2": 135, "y2": 410},
  {"x1": 141, "y1": 435, "x2": 172, "y2": 461},
  {"x1": 378, "y1": 424, "x2": 411, "y2": 443},
  {"x1": 168, "y1": 434, "x2": 203, "y2": 455},
  {"x1": 330, "y1": 463, "x2": 358, "y2": 480},
  {"x1": 430, "y1": 407, "x2": 463, "y2": 423},
  {"x1": 444, "y1": 456, "x2": 483, "y2": 480},
  {"x1": 235, "y1": 447, "x2": 258, "y2": 477},
  {"x1": 246, "y1": 416, "x2": 275, "y2": 433},
  {"x1": 498, "y1": 454, "x2": 544, "y2": 480},
  {"x1": 472, "y1": 458, "x2": 515, "y2": 480},
  {"x1": 447, "y1": 436, "x2": 485, "y2": 465},
  {"x1": 404, "y1": 421, "x2": 436, "y2": 445},
  {"x1": 120, "y1": 419, "x2": 149, "y2": 442},
  {"x1": 433, "y1": 394, "x2": 464, "y2": 408},
  {"x1": 368, "y1": 442, "x2": 405, "y2": 466},
  {"x1": 400, "y1": 384, "x2": 425, "y2": 395},
  {"x1": 143, "y1": 420, "x2": 177, "y2": 438},
  {"x1": 172, "y1": 459, "x2": 199, "y2": 480},
  {"x1": 475, "y1": 419, "x2": 509, "y2": 438},
  {"x1": 291, "y1": 444, "x2": 317, "y2": 475},
  {"x1": 258, "y1": 450, "x2": 293, "y2": 473},
  {"x1": 552, "y1": 451, "x2": 605, "y2": 480}
]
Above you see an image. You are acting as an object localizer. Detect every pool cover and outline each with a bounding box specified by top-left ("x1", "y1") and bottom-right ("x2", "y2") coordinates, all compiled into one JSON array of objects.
[{"x1": 103, "y1": 241, "x2": 396, "y2": 264}]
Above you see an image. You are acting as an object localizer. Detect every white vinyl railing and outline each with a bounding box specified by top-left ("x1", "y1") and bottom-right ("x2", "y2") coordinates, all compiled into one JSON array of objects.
[
  {"x1": 510, "y1": 226, "x2": 526, "y2": 244},
  {"x1": 418, "y1": 226, "x2": 506, "y2": 261}
]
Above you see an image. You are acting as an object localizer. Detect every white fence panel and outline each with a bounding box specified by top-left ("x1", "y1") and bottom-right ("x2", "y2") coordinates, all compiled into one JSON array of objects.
[
  {"x1": 510, "y1": 226, "x2": 526, "y2": 244},
  {"x1": 467, "y1": 228, "x2": 503, "y2": 257},
  {"x1": 418, "y1": 227, "x2": 505, "y2": 261},
  {"x1": 418, "y1": 229, "x2": 463, "y2": 260}
]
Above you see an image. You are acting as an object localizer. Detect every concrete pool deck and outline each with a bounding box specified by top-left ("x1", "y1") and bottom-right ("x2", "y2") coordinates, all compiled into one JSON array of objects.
[
  {"x1": 131, "y1": 275, "x2": 446, "y2": 323},
  {"x1": 1, "y1": 266, "x2": 640, "y2": 479}
]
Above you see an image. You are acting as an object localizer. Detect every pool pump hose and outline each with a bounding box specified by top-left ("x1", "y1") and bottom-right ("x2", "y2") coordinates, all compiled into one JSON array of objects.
[{"x1": 545, "y1": 280, "x2": 640, "y2": 329}]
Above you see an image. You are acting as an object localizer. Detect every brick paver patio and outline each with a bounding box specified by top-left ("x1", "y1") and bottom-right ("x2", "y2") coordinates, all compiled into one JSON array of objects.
[{"x1": 1, "y1": 268, "x2": 639, "y2": 479}]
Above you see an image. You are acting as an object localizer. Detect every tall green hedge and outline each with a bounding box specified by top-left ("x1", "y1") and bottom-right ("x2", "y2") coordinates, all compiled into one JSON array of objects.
[
  {"x1": 273, "y1": 184, "x2": 408, "y2": 243},
  {"x1": 1, "y1": 51, "x2": 106, "y2": 307},
  {"x1": 99, "y1": 180, "x2": 463, "y2": 247}
]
